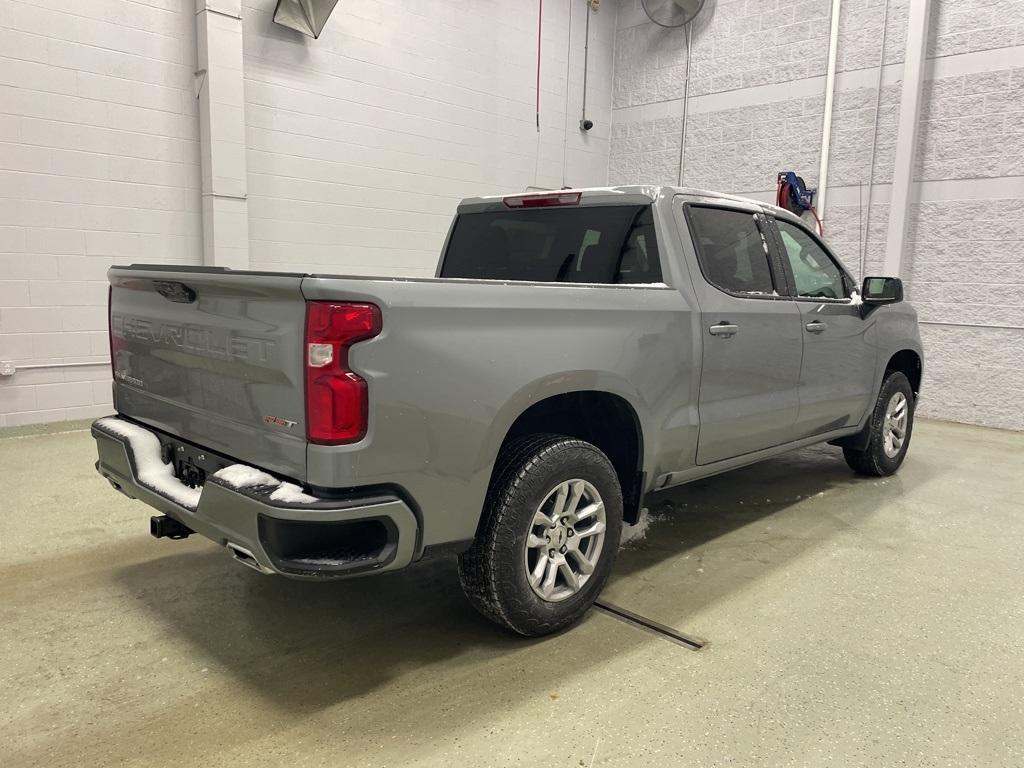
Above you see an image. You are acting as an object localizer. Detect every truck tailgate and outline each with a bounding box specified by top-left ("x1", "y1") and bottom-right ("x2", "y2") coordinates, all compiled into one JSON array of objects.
[{"x1": 109, "y1": 267, "x2": 309, "y2": 481}]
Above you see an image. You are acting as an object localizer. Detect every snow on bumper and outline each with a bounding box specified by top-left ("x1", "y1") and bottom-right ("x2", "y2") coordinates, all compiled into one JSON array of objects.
[{"x1": 91, "y1": 417, "x2": 419, "y2": 578}]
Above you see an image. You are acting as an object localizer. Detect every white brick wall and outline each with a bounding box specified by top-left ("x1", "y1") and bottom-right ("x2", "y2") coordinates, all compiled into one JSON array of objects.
[
  {"x1": 826, "y1": 84, "x2": 901, "y2": 187},
  {"x1": 1, "y1": 0, "x2": 617, "y2": 425},
  {"x1": 0, "y1": 0, "x2": 201, "y2": 427},
  {"x1": 916, "y1": 324, "x2": 1024, "y2": 431},
  {"x1": 1, "y1": 0, "x2": 1020, "y2": 431},
  {"x1": 928, "y1": 0, "x2": 1024, "y2": 57},
  {"x1": 905, "y1": 198, "x2": 1024, "y2": 328},
  {"x1": 609, "y1": 0, "x2": 1024, "y2": 431},
  {"x1": 906, "y1": 62, "x2": 1024, "y2": 431},
  {"x1": 242, "y1": 0, "x2": 615, "y2": 276},
  {"x1": 915, "y1": 67, "x2": 1024, "y2": 181},
  {"x1": 614, "y1": 0, "x2": 835, "y2": 105},
  {"x1": 685, "y1": 93, "x2": 828, "y2": 192},
  {"x1": 837, "y1": 0, "x2": 909, "y2": 72}
]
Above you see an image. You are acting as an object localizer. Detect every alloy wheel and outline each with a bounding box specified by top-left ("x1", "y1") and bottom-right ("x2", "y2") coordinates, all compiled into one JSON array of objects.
[{"x1": 524, "y1": 479, "x2": 607, "y2": 602}]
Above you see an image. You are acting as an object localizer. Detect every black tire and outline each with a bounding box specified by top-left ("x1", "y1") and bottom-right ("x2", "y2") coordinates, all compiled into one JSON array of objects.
[
  {"x1": 844, "y1": 371, "x2": 915, "y2": 477},
  {"x1": 458, "y1": 434, "x2": 623, "y2": 636}
]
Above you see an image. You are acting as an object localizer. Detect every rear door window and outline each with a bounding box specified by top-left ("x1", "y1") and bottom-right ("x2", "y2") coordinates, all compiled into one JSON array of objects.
[
  {"x1": 440, "y1": 205, "x2": 662, "y2": 284},
  {"x1": 686, "y1": 206, "x2": 777, "y2": 296}
]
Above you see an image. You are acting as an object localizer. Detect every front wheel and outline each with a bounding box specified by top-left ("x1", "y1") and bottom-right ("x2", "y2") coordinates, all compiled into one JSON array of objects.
[
  {"x1": 458, "y1": 434, "x2": 623, "y2": 636},
  {"x1": 844, "y1": 371, "x2": 915, "y2": 477}
]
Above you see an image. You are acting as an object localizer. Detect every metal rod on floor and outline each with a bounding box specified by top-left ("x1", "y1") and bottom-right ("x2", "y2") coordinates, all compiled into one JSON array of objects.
[{"x1": 593, "y1": 600, "x2": 707, "y2": 651}]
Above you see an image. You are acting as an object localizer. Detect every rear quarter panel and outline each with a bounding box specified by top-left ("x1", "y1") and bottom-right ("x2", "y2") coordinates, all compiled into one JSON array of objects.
[{"x1": 301, "y1": 276, "x2": 696, "y2": 547}]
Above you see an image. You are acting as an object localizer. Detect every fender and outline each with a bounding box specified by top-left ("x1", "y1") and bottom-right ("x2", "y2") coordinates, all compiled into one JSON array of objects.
[{"x1": 479, "y1": 370, "x2": 651, "y2": 477}]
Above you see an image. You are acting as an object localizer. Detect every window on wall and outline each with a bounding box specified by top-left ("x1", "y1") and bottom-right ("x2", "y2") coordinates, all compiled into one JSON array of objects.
[
  {"x1": 687, "y1": 206, "x2": 776, "y2": 295},
  {"x1": 776, "y1": 220, "x2": 849, "y2": 300}
]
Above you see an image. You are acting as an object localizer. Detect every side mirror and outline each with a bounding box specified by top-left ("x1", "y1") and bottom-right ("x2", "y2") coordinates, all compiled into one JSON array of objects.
[{"x1": 861, "y1": 276, "x2": 903, "y2": 305}]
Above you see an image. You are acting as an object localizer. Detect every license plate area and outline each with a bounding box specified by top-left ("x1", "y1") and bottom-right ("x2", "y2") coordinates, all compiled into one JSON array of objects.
[
  {"x1": 173, "y1": 455, "x2": 206, "y2": 489},
  {"x1": 156, "y1": 435, "x2": 230, "y2": 489}
]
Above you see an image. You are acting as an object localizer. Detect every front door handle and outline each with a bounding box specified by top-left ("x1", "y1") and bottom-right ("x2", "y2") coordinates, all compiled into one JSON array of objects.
[
  {"x1": 805, "y1": 321, "x2": 828, "y2": 334},
  {"x1": 709, "y1": 323, "x2": 739, "y2": 338}
]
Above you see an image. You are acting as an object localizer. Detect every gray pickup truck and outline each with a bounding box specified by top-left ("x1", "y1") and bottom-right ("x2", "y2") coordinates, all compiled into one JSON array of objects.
[{"x1": 93, "y1": 186, "x2": 923, "y2": 636}]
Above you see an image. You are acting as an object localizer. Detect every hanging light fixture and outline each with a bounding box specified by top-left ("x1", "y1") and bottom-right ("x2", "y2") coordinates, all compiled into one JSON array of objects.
[{"x1": 272, "y1": 0, "x2": 341, "y2": 39}]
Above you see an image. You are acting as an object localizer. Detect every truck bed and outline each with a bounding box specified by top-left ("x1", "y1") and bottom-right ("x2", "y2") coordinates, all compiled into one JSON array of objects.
[{"x1": 108, "y1": 265, "x2": 690, "y2": 547}]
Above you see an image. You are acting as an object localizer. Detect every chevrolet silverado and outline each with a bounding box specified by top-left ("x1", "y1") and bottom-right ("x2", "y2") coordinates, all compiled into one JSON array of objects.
[{"x1": 92, "y1": 186, "x2": 923, "y2": 636}]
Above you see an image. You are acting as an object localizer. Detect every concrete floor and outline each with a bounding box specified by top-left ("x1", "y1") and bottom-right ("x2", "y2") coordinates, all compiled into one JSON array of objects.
[{"x1": 2, "y1": 419, "x2": 1022, "y2": 767}]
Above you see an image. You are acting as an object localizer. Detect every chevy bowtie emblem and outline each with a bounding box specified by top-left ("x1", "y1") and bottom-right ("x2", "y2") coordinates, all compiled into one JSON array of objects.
[
  {"x1": 263, "y1": 415, "x2": 297, "y2": 429},
  {"x1": 153, "y1": 280, "x2": 196, "y2": 303},
  {"x1": 151, "y1": 280, "x2": 195, "y2": 303}
]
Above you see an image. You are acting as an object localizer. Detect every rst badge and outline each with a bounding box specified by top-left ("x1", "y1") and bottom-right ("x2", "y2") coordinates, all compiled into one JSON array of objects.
[
  {"x1": 263, "y1": 415, "x2": 297, "y2": 429},
  {"x1": 115, "y1": 370, "x2": 144, "y2": 388}
]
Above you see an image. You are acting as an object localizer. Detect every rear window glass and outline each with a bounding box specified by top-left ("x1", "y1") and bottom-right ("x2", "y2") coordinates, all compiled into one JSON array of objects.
[{"x1": 440, "y1": 205, "x2": 662, "y2": 284}]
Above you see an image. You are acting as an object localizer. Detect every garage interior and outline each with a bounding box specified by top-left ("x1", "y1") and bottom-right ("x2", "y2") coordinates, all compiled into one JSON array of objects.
[{"x1": 1, "y1": 0, "x2": 1022, "y2": 766}]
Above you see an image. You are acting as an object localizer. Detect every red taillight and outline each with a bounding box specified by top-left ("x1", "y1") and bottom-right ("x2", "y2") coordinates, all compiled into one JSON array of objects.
[
  {"x1": 502, "y1": 191, "x2": 582, "y2": 208},
  {"x1": 304, "y1": 302, "x2": 381, "y2": 445}
]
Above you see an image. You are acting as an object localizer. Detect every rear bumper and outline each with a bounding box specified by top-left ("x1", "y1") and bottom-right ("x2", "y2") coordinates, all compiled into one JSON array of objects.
[{"x1": 92, "y1": 417, "x2": 419, "y2": 579}]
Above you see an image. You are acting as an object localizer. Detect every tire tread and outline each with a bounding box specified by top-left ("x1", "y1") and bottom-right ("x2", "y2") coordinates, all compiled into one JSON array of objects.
[
  {"x1": 844, "y1": 371, "x2": 914, "y2": 477},
  {"x1": 458, "y1": 434, "x2": 621, "y2": 636}
]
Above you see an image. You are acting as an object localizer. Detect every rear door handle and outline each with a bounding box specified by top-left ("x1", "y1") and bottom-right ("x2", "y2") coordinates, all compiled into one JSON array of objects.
[
  {"x1": 709, "y1": 323, "x2": 738, "y2": 338},
  {"x1": 805, "y1": 321, "x2": 828, "y2": 334}
]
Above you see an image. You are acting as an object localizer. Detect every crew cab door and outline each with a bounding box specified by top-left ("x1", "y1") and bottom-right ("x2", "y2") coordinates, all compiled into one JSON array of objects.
[
  {"x1": 768, "y1": 216, "x2": 877, "y2": 437},
  {"x1": 679, "y1": 202, "x2": 803, "y2": 465}
]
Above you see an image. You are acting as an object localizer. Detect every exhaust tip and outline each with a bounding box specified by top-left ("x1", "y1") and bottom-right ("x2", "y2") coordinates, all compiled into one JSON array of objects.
[{"x1": 226, "y1": 542, "x2": 272, "y2": 574}]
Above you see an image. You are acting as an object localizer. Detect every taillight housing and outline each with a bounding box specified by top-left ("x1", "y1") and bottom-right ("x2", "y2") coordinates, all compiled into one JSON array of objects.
[{"x1": 304, "y1": 302, "x2": 381, "y2": 445}]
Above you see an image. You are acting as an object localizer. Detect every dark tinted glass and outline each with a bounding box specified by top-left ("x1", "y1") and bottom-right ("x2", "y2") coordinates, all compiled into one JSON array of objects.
[
  {"x1": 687, "y1": 206, "x2": 775, "y2": 295},
  {"x1": 440, "y1": 205, "x2": 662, "y2": 284}
]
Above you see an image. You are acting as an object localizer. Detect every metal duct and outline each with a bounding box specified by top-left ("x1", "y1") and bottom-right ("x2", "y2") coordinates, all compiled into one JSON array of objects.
[{"x1": 273, "y1": 0, "x2": 340, "y2": 38}]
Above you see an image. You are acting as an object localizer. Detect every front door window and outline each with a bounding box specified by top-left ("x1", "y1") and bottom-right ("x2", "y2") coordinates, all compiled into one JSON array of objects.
[{"x1": 776, "y1": 220, "x2": 848, "y2": 300}]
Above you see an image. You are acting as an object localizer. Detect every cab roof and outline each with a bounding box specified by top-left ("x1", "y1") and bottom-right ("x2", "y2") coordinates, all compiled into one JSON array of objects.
[{"x1": 457, "y1": 185, "x2": 801, "y2": 224}]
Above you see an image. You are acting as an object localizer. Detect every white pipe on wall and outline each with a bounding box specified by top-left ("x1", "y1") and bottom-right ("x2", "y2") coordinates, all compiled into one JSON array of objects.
[
  {"x1": 15, "y1": 361, "x2": 110, "y2": 371},
  {"x1": 816, "y1": 0, "x2": 842, "y2": 224},
  {"x1": 194, "y1": 0, "x2": 250, "y2": 269},
  {"x1": 883, "y1": 0, "x2": 933, "y2": 276}
]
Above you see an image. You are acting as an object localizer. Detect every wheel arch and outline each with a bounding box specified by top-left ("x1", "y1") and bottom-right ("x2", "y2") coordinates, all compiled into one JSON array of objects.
[
  {"x1": 493, "y1": 389, "x2": 646, "y2": 524},
  {"x1": 885, "y1": 348, "x2": 923, "y2": 395},
  {"x1": 833, "y1": 346, "x2": 923, "y2": 452}
]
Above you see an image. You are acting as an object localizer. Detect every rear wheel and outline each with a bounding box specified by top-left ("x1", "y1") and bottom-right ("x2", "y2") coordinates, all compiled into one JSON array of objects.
[
  {"x1": 458, "y1": 434, "x2": 623, "y2": 636},
  {"x1": 844, "y1": 371, "x2": 915, "y2": 477}
]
